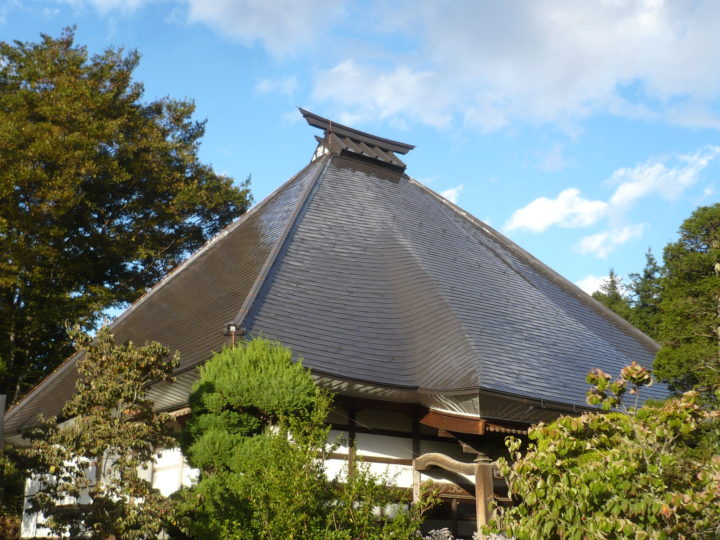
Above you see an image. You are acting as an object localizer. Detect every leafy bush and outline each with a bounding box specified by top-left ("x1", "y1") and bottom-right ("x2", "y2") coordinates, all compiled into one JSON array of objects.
[{"x1": 489, "y1": 363, "x2": 720, "y2": 539}]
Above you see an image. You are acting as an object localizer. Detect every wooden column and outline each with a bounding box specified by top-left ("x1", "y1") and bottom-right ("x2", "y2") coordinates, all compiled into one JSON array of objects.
[
  {"x1": 474, "y1": 453, "x2": 494, "y2": 538},
  {"x1": 347, "y1": 408, "x2": 357, "y2": 476},
  {"x1": 412, "y1": 408, "x2": 421, "y2": 503}
]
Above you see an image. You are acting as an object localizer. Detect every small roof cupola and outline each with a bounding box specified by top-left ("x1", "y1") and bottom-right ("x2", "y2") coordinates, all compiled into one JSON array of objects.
[{"x1": 300, "y1": 108, "x2": 414, "y2": 172}]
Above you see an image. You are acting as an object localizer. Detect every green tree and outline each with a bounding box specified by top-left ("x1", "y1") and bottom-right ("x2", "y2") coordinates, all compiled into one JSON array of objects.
[
  {"x1": 489, "y1": 363, "x2": 720, "y2": 539},
  {"x1": 655, "y1": 203, "x2": 720, "y2": 393},
  {"x1": 0, "y1": 28, "x2": 252, "y2": 402},
  {"x1": 22, "y1": 327, "x2": 179, "y2": 539},
  {"x1": 627, "y1": 249, "x2": 662, "y2": 340},
  {"x1": 592, "y1": 268, "x2": 632, "y2": 321},
  {"x1": 0, "y1": 449, "x2": 24, "y2": 539},
  {"x1": 178, "y1": 338, "x2": 435, "y2": 539}
]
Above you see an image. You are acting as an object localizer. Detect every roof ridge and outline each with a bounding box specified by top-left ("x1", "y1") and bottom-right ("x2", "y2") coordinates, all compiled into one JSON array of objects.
[
  {"x1": 231, "y1": 155, "x2": 332, "y2": 332},
  {"x1": 300, "y1": 108, "x2": 414, "y2": 154},
  {"x1": 4, "y1": 161, "x2": 324, "y2": 423}
]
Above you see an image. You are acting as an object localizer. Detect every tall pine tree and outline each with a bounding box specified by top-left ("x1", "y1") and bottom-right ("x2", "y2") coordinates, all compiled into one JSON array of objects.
[
  {"x1": 627, "y1": 249, "x2": 662, "y2": 340},
  {"x1": 655, "y1": 203, "x2": 720, "y2": 393},
  {"x1": 592, "y1": 269, "x2": 633, "y2": 321}
]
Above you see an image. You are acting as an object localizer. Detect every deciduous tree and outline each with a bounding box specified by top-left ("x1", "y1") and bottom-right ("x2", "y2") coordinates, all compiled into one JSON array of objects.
[
  {"x1": 489, "y1": 363, "x2": 720, "y2": 539},
  {"x1": 0, "y1": 28, "x2": 251, "y2": 402},
  {"x1": 23, "y1": 327, "x2": 179, "y2": 539}
]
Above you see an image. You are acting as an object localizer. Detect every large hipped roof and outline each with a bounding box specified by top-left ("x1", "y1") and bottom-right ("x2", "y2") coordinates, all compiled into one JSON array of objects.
[{"x1": 4, "y1": 112, "x2": 664, "y2": 435}]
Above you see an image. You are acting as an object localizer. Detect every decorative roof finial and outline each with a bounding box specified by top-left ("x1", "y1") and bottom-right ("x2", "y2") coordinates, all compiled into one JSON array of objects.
[{"x1": 300, "y1": 108, "x2": 414, "y2": 172}]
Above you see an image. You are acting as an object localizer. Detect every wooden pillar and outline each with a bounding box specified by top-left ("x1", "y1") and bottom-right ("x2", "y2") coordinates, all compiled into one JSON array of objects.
[
  {"x1": 412, "y1": 408, "x2": 421, "y2": 503},
  {"x1": 347, "y1": 408, "x2": 357, "y2": 475},
  {"x1": 474, "y1": 453, "x2": 494, "y2": 538}
]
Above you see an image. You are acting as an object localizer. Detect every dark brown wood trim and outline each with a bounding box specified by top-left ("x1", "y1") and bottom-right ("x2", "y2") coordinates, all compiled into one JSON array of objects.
[
  {"x1": 348, "y1": 409, "x2": 356, "y2": 469},
  {"x1": 330, "y1": 422, "x2": 457, "y2": 443},
  {"x1": 333, "y1": 395, "x2": 423, "y2": 417},
  {"x1": 328, "y1": 452, "x2": 413, "y2": 466},
  {"x1": 420, "y1": 410, "x2": 487, "y2": 435}
]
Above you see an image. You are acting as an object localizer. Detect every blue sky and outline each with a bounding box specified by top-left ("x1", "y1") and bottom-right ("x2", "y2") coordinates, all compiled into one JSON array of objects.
[{"x1": 4, "y1": 0, "x2": 720, "y2": 295}]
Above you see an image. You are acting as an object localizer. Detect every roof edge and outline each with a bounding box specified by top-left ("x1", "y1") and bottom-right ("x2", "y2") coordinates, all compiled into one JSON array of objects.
[{"x1": 408, "y1": 177, "x2": 661, "y2": 354}]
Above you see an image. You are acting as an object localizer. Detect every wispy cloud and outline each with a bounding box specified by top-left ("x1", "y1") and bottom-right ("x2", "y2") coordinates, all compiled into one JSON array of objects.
[
  {"x1": 255, "y1": 76, "x2": 298, "y2": 96},
  {"x1": 313, "y1": 61, "x2": 453, "y2": 129},
  {"x1": 310, "y1": 1, "x2": 720, "y2": 131},
  {"x1": 56, "y1": 0, "x2": 152, "y2": 14},
  {"x1": 536, "y1": 143, "x2": 568, "y2": 172},
  {"x1": 440, "y1": 184, "x2": 463, "y2": 204},
  {"x1": 48, "y1": 1, "x2": 720, "y2": 132},
  {"x1": 576, "y1": 224, "x2": 644, "y2": 259},
  {"x1": 184, "y1": 0, "x2": 347, "y2": 57},
  {"x1": 505, "y1": 146, "x2": 720, "y2": 257},
  {"x1": 608, "y1": 146, "x2": 720, "y2": 210}
]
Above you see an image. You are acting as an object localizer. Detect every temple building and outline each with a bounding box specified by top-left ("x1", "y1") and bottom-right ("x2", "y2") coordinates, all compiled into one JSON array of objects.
[{"x1": 4, "y1": 110, "x2": 665, "y2": 538}]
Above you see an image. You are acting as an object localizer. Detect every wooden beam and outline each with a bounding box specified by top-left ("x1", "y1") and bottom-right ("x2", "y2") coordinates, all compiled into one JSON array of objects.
[
  {"x1": 328, "y1": 453, "x2": 412, "y2": 466},
  {"x1": 475, "y1": 462, "x2": 494, "y2": 535},
  {"x1": 413, "y1": 452, "x2": 476, "y2": 476},
  {"x1": 333, "y1": 395, "x2": 422, "y2": 417},
  {"x1": 420, "y1": 410, "x2": 487, "y2": 435}
]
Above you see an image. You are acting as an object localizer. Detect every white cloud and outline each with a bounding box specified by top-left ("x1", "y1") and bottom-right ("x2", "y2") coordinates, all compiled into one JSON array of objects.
[
  {"x1": 56, "y1": 0, "x2": 151, "y2": 14},
  {"x1": 55, "y1": 1, "x2": 720, "y2": 131},
  {"x1": 576, "y1": 224, "x2": 644, "y2": 258},
  {"x1": 575, "y1": 274, "x2": 605, "y2": 295},
  {"x1": 505, "y1": 146, "x2": 720, "y2": 256},
  {"x1": 440, "y1": 184, "x2": 463, "y2": 204},
  {"x1": 608, "y1": 146, "x2": 720, "y2": 209},
  {"x1": 313, "y1": 61, "x2": 453, "y2": 129},
  {"x1": 504, "y1": 188, "x2": 607, "y2": 233},
  {"x1": 184, "y1": 0, "x2": 346, "y2": 57},
  {"x1": 311, "y1": 1, "x2": 720, "y2": 131},
  {"x1": 255, "y1": 76, "x2": 298, "y2": 96}
]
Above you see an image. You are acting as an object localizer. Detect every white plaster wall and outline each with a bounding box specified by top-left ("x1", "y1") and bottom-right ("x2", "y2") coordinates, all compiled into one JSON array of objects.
[
  {"x1": 324, "y1": 457, "x2": 348, "y2": 481},
  {"x1": 355, "y1": 432, "x2": 412, "y2": 460},
  {"x1": 327, "y1": 428, "x2": 350, "y2": 452},
  {"x1": 151, "y1": 447, "x2": 198, "y2": 497},
  {"x1": 363, "y1": 461, "x2": 414, "y2": 488}
]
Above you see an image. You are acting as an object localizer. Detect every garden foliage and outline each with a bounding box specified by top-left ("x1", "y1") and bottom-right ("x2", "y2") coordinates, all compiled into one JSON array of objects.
[
  {"x1": 22, "y1": 327, "x2": 179, "y2": 539},
  {"x1": 177, "y1": 338, "x2": 436, "y2": 539},
  {"x1": 490, "y1": 362, "x2": 720, "y2": 539}
]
